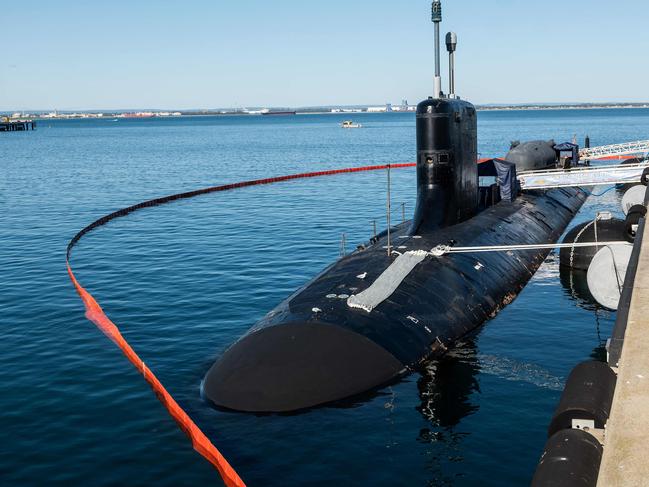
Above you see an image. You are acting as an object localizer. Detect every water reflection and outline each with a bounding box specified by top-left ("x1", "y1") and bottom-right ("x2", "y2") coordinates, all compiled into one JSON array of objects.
[
  {"x1": 413, "y1": 337, "x2": 569, "y2": 485},
  {"x1": 412, "y1": 339, "x2": 479, "y2": 485},
  {"x1": 559, "y1": 264, "x2": 610, "y2": 360},
  {"x1": 415, "y1": 337, "x2": 567, "y2": 430},
  {"x1": 416, "y1": 339, "x2": 481, "y2": 428},
  {"x1": 559, "y1": 265, "x2": 598, "y2": 308}
]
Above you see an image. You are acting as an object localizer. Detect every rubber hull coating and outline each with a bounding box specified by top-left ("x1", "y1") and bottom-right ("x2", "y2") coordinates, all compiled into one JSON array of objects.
[
  {"x1": 203, "y1": 186, "x2": 586, "y2": 412},
  {"x1": 505, "y1": 140, "x2": 556, "y2": 172}
]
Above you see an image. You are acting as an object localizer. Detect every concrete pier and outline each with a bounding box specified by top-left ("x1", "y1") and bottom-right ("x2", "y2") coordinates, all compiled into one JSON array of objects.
[
  {"x1": 597, "y1": 190, "x2": 649, "y2": 486},
  {"x1": 0, "y1": 120, "x2": 35, "y2": 131}
]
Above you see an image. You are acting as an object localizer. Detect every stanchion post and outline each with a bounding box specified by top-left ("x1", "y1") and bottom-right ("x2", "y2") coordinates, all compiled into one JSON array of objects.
[{"x1": 387, "y1": 164, "x2": 392, "y2": 256}]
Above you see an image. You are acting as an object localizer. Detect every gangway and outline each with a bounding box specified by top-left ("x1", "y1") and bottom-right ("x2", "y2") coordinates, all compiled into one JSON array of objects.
[
  {"x1": 580, "y1": 140, "x2": 649, "y2": 160},
  {"x1": 518, "y1": 161, "x2": 649, "y2": 190}
]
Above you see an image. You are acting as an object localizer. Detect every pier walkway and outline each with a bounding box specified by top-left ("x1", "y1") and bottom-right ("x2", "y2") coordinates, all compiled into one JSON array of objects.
[{"x1": 597, "y1": 188, "x2": 649, "y2": 486}]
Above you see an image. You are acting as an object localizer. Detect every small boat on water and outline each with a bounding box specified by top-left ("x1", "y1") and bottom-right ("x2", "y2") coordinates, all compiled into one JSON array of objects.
[{"x1": 342, "y1": 120, "x2": 362, "y2": 128}]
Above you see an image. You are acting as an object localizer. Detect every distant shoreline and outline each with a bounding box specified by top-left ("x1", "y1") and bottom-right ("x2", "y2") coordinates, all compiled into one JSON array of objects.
[
  {"x1": 476, "y1": 104, "x2": 649, "y2": 112},
  {"x1": 299, "y1": 104, "x2": 649, "y2": 115},
  {"x1": 5, "y1": 103, "x2": 648, "y2": 120}
]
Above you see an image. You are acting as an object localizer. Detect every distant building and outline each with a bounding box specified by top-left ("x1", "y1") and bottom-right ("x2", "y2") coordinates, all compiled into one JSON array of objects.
[
  {"x1": 367, "y1": 103, "x2": 394, "y2": 113},
  {"x1": 243, "y1": 108, "x2": 270, "y2": 115}
]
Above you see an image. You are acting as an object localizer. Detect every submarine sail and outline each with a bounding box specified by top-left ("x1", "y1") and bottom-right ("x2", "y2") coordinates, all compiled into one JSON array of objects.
[
  {"x1": 202, "y1": 2, "x2": 585, "y2": 412},
  {"x1": 410, "y1": 96, "x2": 478, "y2": 234}
]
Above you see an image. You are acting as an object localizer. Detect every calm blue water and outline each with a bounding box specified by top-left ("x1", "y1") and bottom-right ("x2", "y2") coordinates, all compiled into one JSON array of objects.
[{"x1": 2, "y1": 109, "x2": 649, "y2": 486}]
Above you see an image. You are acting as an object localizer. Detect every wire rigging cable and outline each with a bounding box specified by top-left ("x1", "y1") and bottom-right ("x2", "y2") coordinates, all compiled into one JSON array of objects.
[
  {"x1": 429, "y1": 241, "x2": 628, "y2": 256},
  {"x1": 66, "y1": 162, "x2": 415, "y2": 485}
]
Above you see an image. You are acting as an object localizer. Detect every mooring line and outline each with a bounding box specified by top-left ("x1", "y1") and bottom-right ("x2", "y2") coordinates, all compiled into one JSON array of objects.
[
  {"x1": 429, "y1": 241, "x2": 629, "y2": 256},
  {"x1": 66, "y1": 162, "x2": 416, "y2": 485}
]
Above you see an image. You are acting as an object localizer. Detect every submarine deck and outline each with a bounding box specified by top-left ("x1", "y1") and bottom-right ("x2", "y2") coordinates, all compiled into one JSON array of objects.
[{"x1": 597, "y1": 186, "x2": 649, "y2": 486}]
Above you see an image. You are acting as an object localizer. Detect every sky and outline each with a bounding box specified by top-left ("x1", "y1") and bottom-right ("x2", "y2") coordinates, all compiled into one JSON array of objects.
[{"x1": 2, "y1": 0, "x2": 648, "y2": 111}]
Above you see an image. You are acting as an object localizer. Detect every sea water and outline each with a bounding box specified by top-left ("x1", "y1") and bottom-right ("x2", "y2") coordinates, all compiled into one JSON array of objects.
[{"x1": 2, "y1": 109, "x2": 649, "y2": 486}]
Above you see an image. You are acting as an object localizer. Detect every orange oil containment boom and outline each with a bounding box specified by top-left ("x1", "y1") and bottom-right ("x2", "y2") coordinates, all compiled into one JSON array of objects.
[{"x1": 66, "y1": 162, "x2": 416, "y2": 484}]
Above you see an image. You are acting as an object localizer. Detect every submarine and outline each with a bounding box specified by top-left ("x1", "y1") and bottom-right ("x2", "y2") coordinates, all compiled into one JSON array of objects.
[{"x1": 203, "y1": 2, "x2": 587, "y2": 413}]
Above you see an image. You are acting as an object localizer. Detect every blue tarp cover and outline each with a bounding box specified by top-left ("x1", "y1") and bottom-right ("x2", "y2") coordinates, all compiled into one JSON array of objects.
[
  {"x1": 553, "y1": 142, "x2": 579, "y2": 151},
  {"x1": 493, "y1": 158, "x2": 518, "y2": 202},
  {"x1": 554, "y1": 142, "x2": 580, "y2": 166}
]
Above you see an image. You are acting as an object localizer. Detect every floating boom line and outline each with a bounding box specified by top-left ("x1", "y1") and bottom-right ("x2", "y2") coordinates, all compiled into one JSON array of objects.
[{"x1": 66, "y1": 162, "x2": 415, "y2": 485}]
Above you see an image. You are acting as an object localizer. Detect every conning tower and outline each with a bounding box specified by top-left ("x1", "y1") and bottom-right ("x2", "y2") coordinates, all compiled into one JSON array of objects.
[
  {"x1": 410, "y1": 2, "x2": 478, "y2": 235},
  {"x1": 411, "y1": 98, "x2": 478, "y2": 233}
]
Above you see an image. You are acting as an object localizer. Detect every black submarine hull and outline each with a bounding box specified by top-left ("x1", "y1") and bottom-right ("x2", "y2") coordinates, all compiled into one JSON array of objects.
[
  {"x1": 204, "y1": 186, "x2": 586, "y2": 412},
  {"x1": 204, "y1": 94, "x2": 586, "y2": 412}
]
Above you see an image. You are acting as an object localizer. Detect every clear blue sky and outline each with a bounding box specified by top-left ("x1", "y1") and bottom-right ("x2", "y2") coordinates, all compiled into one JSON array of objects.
[{"x1": 2, "y1": 0, "x2": 647, "y2": 110}]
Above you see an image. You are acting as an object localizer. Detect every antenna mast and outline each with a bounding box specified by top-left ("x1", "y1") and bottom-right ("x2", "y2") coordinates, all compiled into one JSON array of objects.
[
  {"x1": 446, "y1": 32, "x2": 457, "y2": 97},
  {"x1": 432, "y1": 1, "x2": 442, "y2": 98}
]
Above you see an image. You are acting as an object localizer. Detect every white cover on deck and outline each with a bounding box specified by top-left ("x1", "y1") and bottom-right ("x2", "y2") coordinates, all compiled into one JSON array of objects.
[{"x1": 347, "y1": 250, "x2": 428, "y2": 313}]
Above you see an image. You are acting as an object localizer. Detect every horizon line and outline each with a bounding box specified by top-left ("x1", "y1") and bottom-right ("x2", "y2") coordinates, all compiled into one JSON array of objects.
[{"x1": 3, "y1": 100, "x2": 649, "y2": 114}]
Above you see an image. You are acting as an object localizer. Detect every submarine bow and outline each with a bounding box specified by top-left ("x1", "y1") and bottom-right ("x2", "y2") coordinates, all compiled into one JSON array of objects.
[{"x1": 203, "y1": 322, "x2": 403, "y2": 412}]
